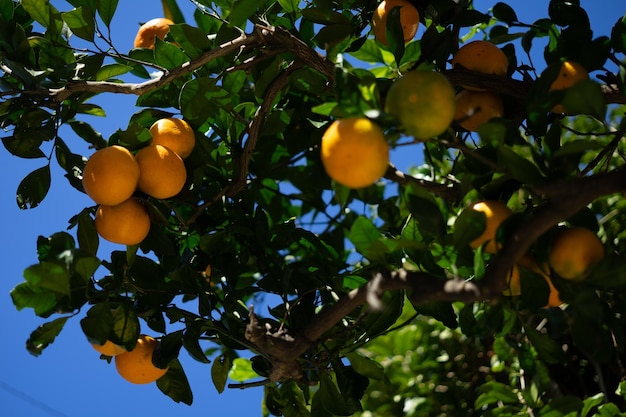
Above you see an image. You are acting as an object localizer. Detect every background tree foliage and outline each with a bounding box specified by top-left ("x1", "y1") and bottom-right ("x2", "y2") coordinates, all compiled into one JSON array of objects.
[{"x1": 3, "y1": 0, "x2": 626, "y2": 415}]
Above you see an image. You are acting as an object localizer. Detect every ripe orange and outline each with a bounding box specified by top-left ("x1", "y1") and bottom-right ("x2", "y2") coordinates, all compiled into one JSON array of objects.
[
  {"x1": 135, "y1": 144, "x2": 187, "y2": 199},
  {"x1": 320, "y1": 117, "x2": 389, "y2": 189},
  {"x1": 454, "y1": 89, "x2": 504, "y2": 132},
  {"x1": 91, "y1": 340, "x2": 127, "y2": 357},
  {"x1": 548, "y1": 226, "x2": 604, "y2": 281},
  {"x1": 371, "y1": 0, "x2": 420, "y2": 46},
  {"x1": 548, "y1": 61, "x2": 589, "y2": 114},
  {"x1": 544, "y1": 274, "x2": 564, "y2": 308},
  {"x1": 384, "y1": 70, "x2": 456, "y2": 139},
  {"x1": 133, "y1": 17, "x2": 174, "y2": 49},
  {"x1": 467, "y1": 200, "x2": 513, "y2": 253},
  {"x1": 149, "y1": 118, "x2": 196, "y2": 159},
  {"x1": 82, "y1": 145, "x2": 140, "y2": 206},
  {"x1": 451, "y1": 40, "x2": 509, "y2": 77},
  {"x1": 95, "y1": 197, "x2": 151, "y2": 245},
  {"x1": 115, "y1": 335, "x2": 169, "y2": 384}
]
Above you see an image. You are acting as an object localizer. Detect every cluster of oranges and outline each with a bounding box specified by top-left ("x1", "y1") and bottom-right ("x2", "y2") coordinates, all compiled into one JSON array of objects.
[
  {"x1": 321, "y1": 1, "x2": 593, "y2": 191},
  {"x1": 91, "y1": 334, "x2": 169, "y2": 384},
  {"x1": 82, "y1": 117, "x2": 195, "y2": 246},
  {"x1": 461, "y1": 200, "x2": 605, "y2": 307}
]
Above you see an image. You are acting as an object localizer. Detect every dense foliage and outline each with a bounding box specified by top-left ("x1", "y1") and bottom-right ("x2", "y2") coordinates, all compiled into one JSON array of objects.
[{"x1": 4, "y1": 0, "x2": 626, "y2": 415}]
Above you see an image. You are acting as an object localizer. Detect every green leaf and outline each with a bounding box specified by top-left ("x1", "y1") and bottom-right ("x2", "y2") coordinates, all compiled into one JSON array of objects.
[
  {"x1": 153, "y1": 330, "x2": 183, "y2": 369},
  {"x1": 229, "y1": 357, "x2": 260, "y2": 382},
  {"x1": 80, "y1": 303, "x2": 114, "y2": 345},
  {"x1": 345, "y1": 352, "x2": 385, "y2": 380},
  {"x1": 539, "y1": 396, "x2": 583, "y2": 416},
  {"x1": 26, "y1": 316, "x2": 70, "y2": 356},
  {"x1": 10, "y1": 282, "x2": 58, "y2": 316},
  {"x1": 611, "y1": 15, "x2": 626, "y2": 53},
  {"x1": 278, "y1": 0, "x2": 299, "y2": 13},
  {"x1": 497, "y1": 146, "x2": 545, "y2": 185},
  {"x1": 16, "y1": 165, "x2": 51, "y2": 209},
  {"x1": 112, "y1": 305, "x2": 140, "y2": 350},
  {"x1": 411, "y1": 301, "x2": 458, "y2": 329},
  {"x1": 157, "y1": 359, "x2": 193, "y2": 405},
  {"x1": 474, "y1": 381, "x2": 519, "y2": 409},
  {"x1": 561, "y1": 79, "x2": 607, "y2": 119},
  {"x1": 317, "y1": 372, "x2": 351, "y2": 416},
  {"x1": 77, "y1": 208, "x2": 99, "y2": 256},
  {"x1": 348, "y1": 217, "x2": 382, "y2": 259},
  {"x1": 525, "y1": 325, "x2": 566, "y2": 365},
  {"x1": 95, "y1": 63, "x2": 133, "y2": 81},
  {"x1": 453, "y1": 207, "x2": 486, "y2": 248},
  {"x1": 23, "y1": 262, "x2": 71, "y2": 295},
  {"x1": 62, "y1": 7, "x2": 94, "y2": 41},
  {"x1": 228, "y1": 0, "x2": 258, "y2": 27},
  {"x1": 96, "y1": 0, "x2": 119, "y2": 27},
  {"x1": 581, "y1": 393, "x2": 605, "y2": 417},
  {"x1": 211, "y1": 352, "x2": 233, "y2": 394},
  {"x1": 492, "y1": 2, "x2": 518, "y2": 23},
  {"x1": 301, "y1": 8, "x2": 351, "y2": 25}
]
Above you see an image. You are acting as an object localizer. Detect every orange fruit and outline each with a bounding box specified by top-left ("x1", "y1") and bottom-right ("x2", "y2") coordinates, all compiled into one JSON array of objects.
[
  {"x1": 135, "y1": 144, "x2": 187, "y2": 199},
  {"x1": 548, "y1": 226, "x2": 604, "y2": 281},
  {"x1": 371, "y1": 0, "x2": 420, "y2": 46},
  {"x1": 82, "y1": 145, "x2": 140, "y2": 206},
  {"x1": 149, "y1": 118, "x2": 196, "y2": 159},
  {"x1": 467, "y1": 200, "x2": 513, "y2": 253},
  {"x1": 115, "y1": 335, "x2": 169, "y2": 384},
  {"x1": 384, "y1": 70, "x2": 456, "y2": 139},
  {"x1": 509, "y1": 256, "x2": 564, "y2": 307},
  {"x1": 451, "y1": 40, "x2": 509, "y2": 90},
  {"x1": 320, "y1": 117, "x2": 389, "y2": 189},
  {"x1": 454, "y1": 89, "x2": 504, "y2": 132},
  {"x1": 548, "y1": 61, "x2": 589, "y2": 114},
  {"x1": 91, "y1": 340, "x2": 127, "y2": 357},
  {"x1": 133, "y1": 17, "x2": 174, "y2": 49},
  {"x1": 544, "y1": 274, "x2": 564, "y2": 308},
  {"x1": 95, "y1": 197, "x2": 151, "y2": 246}
]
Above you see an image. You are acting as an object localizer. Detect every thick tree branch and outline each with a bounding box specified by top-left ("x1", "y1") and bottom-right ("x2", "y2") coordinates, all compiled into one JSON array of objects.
[{"x1": 245, "y1": 166, "x2": 626, "y2": 382}]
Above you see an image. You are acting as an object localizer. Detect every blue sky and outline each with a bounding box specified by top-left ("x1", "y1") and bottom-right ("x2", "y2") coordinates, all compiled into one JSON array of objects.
[{"x1": 1, "y1": 1, "x2": 623, "y2": 416}]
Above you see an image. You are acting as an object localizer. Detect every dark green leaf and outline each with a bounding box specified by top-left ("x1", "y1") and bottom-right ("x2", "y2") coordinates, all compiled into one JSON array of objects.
[
  {"x1": 10, "y1": 282, "x2": 58, "y2": 316},
  {"x1": 26, "y1": 316, "x2": 70, "y2": 356},
  {"x1": 317, "y1": 372, "x2": 351, "y2": 416},
  {"x1": 157, "y1": 359, "x2": 193, "y2": 405},
  {"x1": 16, "y1": 165, "x2": 51, "y2": 209},
  {"x1": 76, "y1": 208, "x2": 99, "y2": 256},
  {"x1": 525, "y1": 325, "x2": 566, "y2": 365},
  {"x1": 454, "y1": 206, "x2": 486, "y2": 248},
  {"x1": 561, "y1": 79, "x2": 607, "y2": 119},
  {"x1": 412, "y1": 301, "x2": 458, "y2": 329},
  {"x1": 23, "y1": 262, "x2": 70, "y2": 295},
  {"x1": 62, "y1": 7, "x2": 94, "y2": 41},
  {"x1": 228, "y1": 0, "x2": 258, "y2": 27},
  {"x1": 80, "y1": 303, "x2": 115, "y2": 345},
  {"x1": 345, "y1": 352, "x2": 385, "y2": 380},
  {"x1": 96, "y1": 0, "x2": 118, "y2": 27},
  {"x1": 211, "y1": 353, "x2": 232, "y2": 394},
  {"x1": 112, "y1": 304, "x2": 140, "y2": 350},
  {"x1": 301, "y1": 8, "x2": 351, "y2": 25},
  {"x1": 611, "y1": 15, "x2": 626, "y2": 53},
  {"x1": 2, "y1": 135, "x2": 46, "y2": 159},
  {"x1": 497, "y1": 146, "x2": 545, "y2": 185},
  {"x1": 95, "y1": 63, "x2": 133, "y2": 81},
  {"x1": 492, "y1": 2, "x2": 518, "y2": 24},
  {"x1": 539, "y1": 395, "x2": 583, "y2": 416},
  {"x1": 474, "y1": 381, "x2": 519, "y2": 409}
]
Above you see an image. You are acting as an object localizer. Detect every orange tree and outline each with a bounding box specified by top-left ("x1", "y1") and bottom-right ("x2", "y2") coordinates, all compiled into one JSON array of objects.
[{"x1": 4, "y1": 0, "x2": 626, "y2": 414}]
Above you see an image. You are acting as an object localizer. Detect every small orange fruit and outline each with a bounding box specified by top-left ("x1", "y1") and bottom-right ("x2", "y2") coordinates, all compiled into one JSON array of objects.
[
  {"x1": 115, "y1": 335, "x2": 169, "y2": 384},
  {"x1": 548, "y1": 226, "x2": 604, "y2": 281},
  {"x1": 133, "y1": 17, "x2": 174, "y2": 49},
  {"x1": 548, "y1": 61, "x2": 589, "y2": 114},
  {"x1": 135, "y1": 144, "x2": 187, "y2": 199},
  {"x1": 91, "y1": 340, "x2": 127, "y2": 357},
  {"x1": 451, "y1": 40, "x2": 509, "y2": 90},
  {"x1": 468, "y1": 200, "x2": 513, "y2": 253},
  {"x1": 454, "y1": 89, "x2": 504, "y2": 132},
  {"x1": 320, "y1": 117, "x2": 389, "y2": 189},
  {"x1": 544, "y1": 274, "x2": 564, "y2": 308},
  {"x1": 95, "y1": 197, "x2": 151, "y2": 245},
  {"x1": 371, "y1": 0, "x2": 420, "y2": 46},
  {"x1": 149, "y1": 118, "x2": 196, "y2": 159},
  {"x1": 82, "y1": 145, "x2": 140, "y2": 206},
  {"x1": 384, "y1": 70, "x2": 456, "y2": 139}
]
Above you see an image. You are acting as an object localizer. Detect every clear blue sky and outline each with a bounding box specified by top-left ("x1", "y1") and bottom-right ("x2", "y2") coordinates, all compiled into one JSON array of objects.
[{"x1": 1, "y1": 1, "x2": 622, "y2": 416}]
